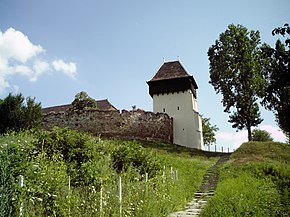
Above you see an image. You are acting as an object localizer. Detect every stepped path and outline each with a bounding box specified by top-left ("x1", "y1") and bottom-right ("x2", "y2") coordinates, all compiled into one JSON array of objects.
[{"x1": 169, "y1": 153, "x2": 231, "y2": 217}]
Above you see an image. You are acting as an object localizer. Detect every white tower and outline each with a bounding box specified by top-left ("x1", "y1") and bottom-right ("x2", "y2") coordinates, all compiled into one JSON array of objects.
[{"x1": 147, "y1": 60, "x2": 203, "y2": 149}]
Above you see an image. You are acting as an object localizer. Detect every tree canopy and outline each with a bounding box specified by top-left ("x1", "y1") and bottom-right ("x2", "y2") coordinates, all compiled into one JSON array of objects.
[
  {"x1": 252, "y1": 129, "x2": 273, "y2": 142},
  {"x1": 208, "y1": 24, "x2": 265, "y2": 141},
  {"x1": 201, "y1": 115, "x2": 219, "y2": 146},
  {"x1": 0, "y1": 93, "x2": 42, "y2": 134},
  {"x1": 71, "y1": 91, "x2": 97, "y2": 111},
  {"x1": 261, "y1": 24, "x2": 290, "y2": 141}
]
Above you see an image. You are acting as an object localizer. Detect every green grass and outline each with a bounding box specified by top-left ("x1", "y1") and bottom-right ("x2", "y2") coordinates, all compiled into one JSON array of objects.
[
  {"x1": 5, "y1": 130, "x2": 289, "y2": 216},
  {"x1": 0, "y1": 129, "x2": 217, "y2": 217},
  {"x1": 200, "y1": 141, "x2": 290, "y2": 217}
]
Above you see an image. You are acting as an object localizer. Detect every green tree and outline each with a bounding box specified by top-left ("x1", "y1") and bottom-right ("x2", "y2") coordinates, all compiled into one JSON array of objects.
[
  {"x1": 71, "y1": 91, "x2": 97, "y2": 111},
  {"x1": 208, "y1": 24, "x2": 265, "y2": 141},
  {"x1": 261, "y1": 24, "x2": 290, "y2": 141},
  {"x1": 252, "y1": 129, "x2": 273, "y2": 142},
  {"x1": 201, "y1": 115, "x2": 219, "y2": 146},
  {"x1": 0, "y1": 93, "x2": 42, "y2": 134}
]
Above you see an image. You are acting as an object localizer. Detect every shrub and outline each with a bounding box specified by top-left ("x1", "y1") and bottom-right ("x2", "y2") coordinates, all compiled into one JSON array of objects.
[
  {"x1": 111, "y1": 140, "x2": 162, "y2": 177},
  {"x1": 0, "y1": 132, "x2": 34, "y2": 216},
  {"x1": 252, "y1": 129, "x2": 273, "y2": 142}
]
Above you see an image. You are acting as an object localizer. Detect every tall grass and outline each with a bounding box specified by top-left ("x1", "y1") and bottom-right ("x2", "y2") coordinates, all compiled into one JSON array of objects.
[
  {"x1": 200, "y1": 141, "x2": 290, "y2": 217},
  {"x1": 0, "y1": 128, "x2": 216, "y2": 216}
]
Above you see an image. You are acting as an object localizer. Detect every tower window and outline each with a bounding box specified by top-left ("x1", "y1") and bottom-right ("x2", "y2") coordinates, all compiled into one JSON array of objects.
[
  {"x1": 177, "y1": 106, "x2": 180, "y2": 111},
  {"x1": 163, "y1": 108, "x2": 166, "y2": 112}
]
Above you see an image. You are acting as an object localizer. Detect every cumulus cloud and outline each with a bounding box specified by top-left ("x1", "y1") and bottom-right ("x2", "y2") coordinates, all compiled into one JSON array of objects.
[
  {"x1": 0, "y1": 27, "x2": 44, "y2": 63},
  {"x1": 0, "y1": 27, "x2": 77, "y2": 94},
  {"x1": 52, "y1": 59, "x2": 77, "y2": 79}
]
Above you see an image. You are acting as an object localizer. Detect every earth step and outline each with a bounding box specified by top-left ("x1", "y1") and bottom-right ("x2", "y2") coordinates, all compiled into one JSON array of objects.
[
  {"x1": 168, "y1": 154, "x2": 231, "y2": 217},
  {"x1": 168, "y1": 211, "x2": 200, "y2": 216}
]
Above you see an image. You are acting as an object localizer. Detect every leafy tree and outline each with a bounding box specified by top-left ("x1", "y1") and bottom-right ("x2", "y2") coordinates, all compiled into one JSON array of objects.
[
  {"x1": 272, "y1": 23, "x2": 290, "y2": 46},
  {"x1": 208, "y1": 24, "x2": 265, "y2": 141},
  {"x1": 201, "y1": 115, "x2": 219, "y2": 146},
  {"x1": 261, "y1": 24, "x2": 290, "y2": 141},
  {"x1": 252, "y1": 129, "x2": 273, "y2": 142},
  {"x1": 0, "y1": 93, "x2": 42, "y2": 134},
  {"x1": 71, "y1": 91, "x2": 97, "y2": 111}
]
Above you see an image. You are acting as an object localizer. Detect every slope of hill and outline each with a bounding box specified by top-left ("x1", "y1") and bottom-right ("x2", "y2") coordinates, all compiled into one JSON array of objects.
[
  {"x1": 200, "y1": 141, "x2": 290, "y2": 217},
  {"x1": 2, "y1": 129, "x2": 288, "y2": 216},
  {"x1": 0, "y1": 128, "x2": 217, "y2": 217}
]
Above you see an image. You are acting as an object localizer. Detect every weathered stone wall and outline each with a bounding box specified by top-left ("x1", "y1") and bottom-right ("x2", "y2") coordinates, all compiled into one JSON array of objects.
[{"x1": 42, "y1": 109, "x2": 173, "y2": 143}]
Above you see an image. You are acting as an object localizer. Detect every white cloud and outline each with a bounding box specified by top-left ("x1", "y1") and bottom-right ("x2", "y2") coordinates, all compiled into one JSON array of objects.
[
  {"x1": 0, "y1": 28, "x2": 44, "y2": 63},
  {"x1": 12, "y1": 65, "x2": 33, "y2": 76},
  {"x1": 52, "y1": 59, "x2": 77, "y2": 79},
  {"x1": 0, "y1": 75, "x2": 10, "y2": 93},
  {"x1": 0, "y1": 27, "x2": 77, "y2": 94},
  {"x1": 32, "y1": 60, "x2": 50, "y2": 82}
]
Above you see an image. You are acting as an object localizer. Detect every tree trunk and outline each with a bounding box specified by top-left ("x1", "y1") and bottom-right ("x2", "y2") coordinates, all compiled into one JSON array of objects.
[{"x1": 247, "y1": 126, "x2": 252, "y2": 141}]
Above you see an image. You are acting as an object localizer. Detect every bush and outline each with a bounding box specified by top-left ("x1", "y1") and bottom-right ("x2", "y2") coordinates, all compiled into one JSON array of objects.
[
  {"x1": 0, "y1": 129, "x2": 217, "y2": 216},
  {"x1": 111, "y1": 140, "x2": 162, "y2": 177},
  {"x1": 252, "y1": 129, "x2": 273, "y2": 142},
  {"x1": 0, "y1": 132, "x2": 34, "y2": 216}
]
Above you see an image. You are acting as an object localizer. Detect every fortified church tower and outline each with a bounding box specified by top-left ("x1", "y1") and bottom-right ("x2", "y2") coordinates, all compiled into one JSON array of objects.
[{"x1": 147, "y1": 60, "x2": 203, "y2": 149}]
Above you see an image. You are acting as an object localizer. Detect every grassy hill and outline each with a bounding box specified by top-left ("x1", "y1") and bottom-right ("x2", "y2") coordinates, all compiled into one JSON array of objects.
[
  {"x1": 200, "y1": 141, "x2": 290, "y2": 217},
  {"x1": 1, "y1": 128, "x2": 289, "y2": 216}
]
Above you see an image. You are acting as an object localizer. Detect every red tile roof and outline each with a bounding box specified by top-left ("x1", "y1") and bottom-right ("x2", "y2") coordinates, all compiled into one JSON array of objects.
[
  {"x1": 147, "y1": 60, "x2": 198, "y2": 97},
  {"x1": 149, "y1": 61, "x2": 191, "y2": 81},
  {"x1": 42, "y1": 99, "x2": 117, "y2": 114}
]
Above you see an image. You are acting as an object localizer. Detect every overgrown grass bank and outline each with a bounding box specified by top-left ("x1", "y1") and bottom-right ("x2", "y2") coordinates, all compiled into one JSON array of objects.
[
  {"x1": 200, "y1": 141, "x2": 290, "y2": 217},
  {"x1": 0, "y1": 128, "x2": 216, "y2": 217}
]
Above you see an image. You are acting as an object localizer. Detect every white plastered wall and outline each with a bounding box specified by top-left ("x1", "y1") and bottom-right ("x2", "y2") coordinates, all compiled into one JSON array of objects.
[{"x1": 153, "y1": 90, "x2": 203, "y2": 149}]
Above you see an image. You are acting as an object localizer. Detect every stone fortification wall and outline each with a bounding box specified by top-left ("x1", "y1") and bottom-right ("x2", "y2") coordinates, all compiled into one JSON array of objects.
[{"x1": 42, "y1": 109, "x2": 173, "y2": 143}]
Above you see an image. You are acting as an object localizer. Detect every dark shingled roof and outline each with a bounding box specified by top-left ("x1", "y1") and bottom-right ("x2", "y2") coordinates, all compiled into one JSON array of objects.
[
  {"x1": 149, "y1": 61, "x2": 191, "y2": 81},
  {"x1": 147, "y1": 61, "x2": 198, "y2": 97},
  {"x1": 42, "y1": 99, "x2": 117, "y2": 114}
]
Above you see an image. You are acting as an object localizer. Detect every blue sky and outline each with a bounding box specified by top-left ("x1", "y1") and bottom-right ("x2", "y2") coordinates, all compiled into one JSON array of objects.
[{"x1": 0, "y1": 0, "x2": 289, "y2": 150}]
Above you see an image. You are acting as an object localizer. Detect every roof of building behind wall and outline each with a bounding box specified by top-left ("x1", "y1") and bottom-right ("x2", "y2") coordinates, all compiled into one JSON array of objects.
[
  {"x1": 149, "y1": 60, "x2": 191, "y2": 81},
  {"x1": 42, "y1": 99, "x2": 117, "y2": 114}
]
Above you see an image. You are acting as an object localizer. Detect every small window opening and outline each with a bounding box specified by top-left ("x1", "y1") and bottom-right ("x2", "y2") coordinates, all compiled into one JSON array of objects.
[
  {"x1": 163, "y1": 108, "x2": 166, "y2": 112},
  {"x1": 177, "y1": 106, "x2": 180, "y2": 111}
]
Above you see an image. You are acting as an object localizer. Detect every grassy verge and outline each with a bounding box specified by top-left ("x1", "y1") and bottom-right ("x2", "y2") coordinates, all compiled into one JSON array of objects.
[{"x1": 200, "y1": 141, "x2": 290, "y2": 217}]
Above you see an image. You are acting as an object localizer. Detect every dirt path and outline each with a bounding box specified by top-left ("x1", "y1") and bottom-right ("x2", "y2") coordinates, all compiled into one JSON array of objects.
[{"x1": 168, "y1": 154, "x2": 231, "y2": 217}]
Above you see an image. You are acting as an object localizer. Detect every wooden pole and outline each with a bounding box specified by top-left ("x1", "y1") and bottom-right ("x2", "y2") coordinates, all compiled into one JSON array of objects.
[{"x1": 119, "y1": 176, "x2": 122, "y2": 217}]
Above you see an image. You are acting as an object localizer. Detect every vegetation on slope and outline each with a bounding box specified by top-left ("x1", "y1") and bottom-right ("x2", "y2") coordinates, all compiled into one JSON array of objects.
[
  {"x1": 0, "y1": 128, "x2": 216, "y2": 217},
  {"x1": 200, "y1": 141, "x2": 290, "y2": 217}
]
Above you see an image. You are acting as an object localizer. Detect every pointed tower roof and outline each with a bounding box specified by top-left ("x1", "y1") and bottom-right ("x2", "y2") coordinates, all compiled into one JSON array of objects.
[
  {"x1": 147, "y1": 60, "x2": 198, "y2": 97},
  {"x1": 150, "y1": 61, "x2": 192, "y2": 81}
]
